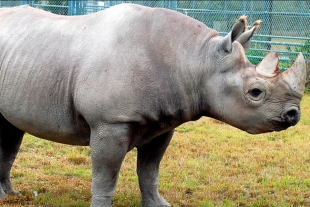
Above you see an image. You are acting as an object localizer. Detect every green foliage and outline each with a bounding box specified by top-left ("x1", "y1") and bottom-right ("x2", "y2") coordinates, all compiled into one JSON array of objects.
[
  {"x1": 246, "y1": 49, "x2": 266, "y2": 65},
  {"x1": 246, "y1": 38, "x2": 267, "y2": 65},
  {"x1": 293, "y1": 39, "x2": 310, "y2": 54},
  {"x1": 247, "y1": 38, "x2": 310, "y2": 72},
  {"x1": 286, "y1": 39, "x2": 310, "y2": 70}
]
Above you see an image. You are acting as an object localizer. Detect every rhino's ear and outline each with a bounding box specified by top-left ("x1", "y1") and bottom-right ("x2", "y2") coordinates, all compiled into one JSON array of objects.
[
  {"x1": 236, "y1": 20, "x2": 262, "y2": 52},
  {"x1": 221, "y1": 16, "x2": 247, "y2": 52},
  {"x1": 256, "y1": 51, "x2": 280, "y2": 77}
]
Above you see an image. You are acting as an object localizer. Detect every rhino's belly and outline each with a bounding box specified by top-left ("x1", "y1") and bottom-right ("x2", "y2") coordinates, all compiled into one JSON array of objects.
[
  {"x1": 0, "y1": 70, "x2": 91, "y2": 145},
  {"x1": 17, "y1": 121, "x2": 89, "y2": 146},
  {"x1": 1, "y1": 109, "x2": 91, "y2": 146}
]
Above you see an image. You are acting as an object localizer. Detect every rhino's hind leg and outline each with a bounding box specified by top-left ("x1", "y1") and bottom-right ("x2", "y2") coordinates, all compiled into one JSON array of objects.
[
  {"x1": 0, "y1": 114, "x2": 24, "y2": 199},
  {"x1": 137, "y1": 130, "x2": 174, "y2": 207}
]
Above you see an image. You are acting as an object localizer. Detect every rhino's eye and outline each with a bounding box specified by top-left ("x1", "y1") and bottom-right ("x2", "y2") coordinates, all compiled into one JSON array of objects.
[
  {"x1": 245, "y1": 82, "x2": 266, "y2": 106},
  {"x1": 249, "y1": 88, "x2": 262, "y2": 97},
  {"x1": 247, "y1": 88, "x2": 265, "y2": 102}
]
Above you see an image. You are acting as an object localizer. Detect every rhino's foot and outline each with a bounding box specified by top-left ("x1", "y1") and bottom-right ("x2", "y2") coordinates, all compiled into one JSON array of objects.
[
  {"x1": 0, "y1": 187, "x2": 6, "y2": 200},
  {"x1": 141, "y1": 195, "x2": 171, "y2": 207},
  {"x1": 6, "y1": 189, "x2": 21, "y2": 196},
  {"x1": 90, "y1": 196, "x2": 112, "y2": 207},
  {"x1": 0, "y1": 181, "x2": 21, "y2": 199}
]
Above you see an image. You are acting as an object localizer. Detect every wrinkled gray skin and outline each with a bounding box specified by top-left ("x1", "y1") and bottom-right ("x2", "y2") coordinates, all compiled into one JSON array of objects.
[{"x1": 0, "y1": 3, "x2": 306, "y2": 207}]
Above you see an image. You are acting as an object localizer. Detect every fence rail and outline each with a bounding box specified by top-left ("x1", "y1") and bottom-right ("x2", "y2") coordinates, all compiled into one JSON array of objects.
[{"x1": 1, "y1": 0, "x2": 309, "y2": 70}]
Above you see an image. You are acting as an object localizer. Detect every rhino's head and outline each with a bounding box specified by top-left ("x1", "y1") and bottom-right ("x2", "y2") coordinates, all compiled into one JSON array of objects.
[{"x1": 204, "y1": 16, "x2": 306, "y2": 134}]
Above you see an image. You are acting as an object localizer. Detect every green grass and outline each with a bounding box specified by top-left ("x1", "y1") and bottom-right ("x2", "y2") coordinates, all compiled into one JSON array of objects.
[{"x1": 2, "y1": 95, "x2": 310, "y2": 206}]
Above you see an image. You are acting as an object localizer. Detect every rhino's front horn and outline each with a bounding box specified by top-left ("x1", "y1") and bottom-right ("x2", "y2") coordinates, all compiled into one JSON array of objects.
[
  {"x1": 256, "y1": 51, "x2": 280, "y2": 77},
  {"x1": 281, "y1": 52, "x2": 306, "y2": 95}
]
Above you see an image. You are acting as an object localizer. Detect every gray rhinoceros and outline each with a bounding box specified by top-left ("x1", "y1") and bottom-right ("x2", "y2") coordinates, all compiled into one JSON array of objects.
[{"x1": 0, "y1": 3, "x2": 306, "y2": 207}]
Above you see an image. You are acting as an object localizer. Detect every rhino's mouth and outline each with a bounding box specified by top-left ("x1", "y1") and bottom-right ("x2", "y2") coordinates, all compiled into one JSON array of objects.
[
  {"x1": 270, "y1": 119, "x2": 292, "y2": 131},
  {"x1": 246, "y1": 116, "x2": 294, "y2": 134}
]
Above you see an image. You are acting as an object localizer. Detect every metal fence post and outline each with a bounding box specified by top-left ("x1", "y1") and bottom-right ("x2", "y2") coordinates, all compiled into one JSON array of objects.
[
  {"x1": 298, "y1": 1, "x2": 303, "y2": 36},
  {"x1": 242, "y1": 0, "x2": 246, "y2": 15},
  {"x1": 205, "y1": 0, "x2": 211, "y2": 28},
  {"x1": 69, "y1": 0, "x2": 75, "y2": 16},
  {"x1": 224, "y1": 1, "x2": 228, "y2": 31},
  {"x1": 76, "y1": 1, "x2": 83, "y2": 15},
  {"x1": 19, "y1": 0, "x2": 32, "y2": 5},
  {"x1": 263, "y1": 0, "x2": 273, "y2": 50},
  {"x1": 168, "y1": 0, "x2": 177, "y2": 10},
  {"x1": 249, "y1": 0, "x2": 254, "y2": 24}
]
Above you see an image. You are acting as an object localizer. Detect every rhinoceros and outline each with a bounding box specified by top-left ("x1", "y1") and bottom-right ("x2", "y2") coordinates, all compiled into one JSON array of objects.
[{"x1": 0, "y1": 3, "x2": 306, "y2": 207}]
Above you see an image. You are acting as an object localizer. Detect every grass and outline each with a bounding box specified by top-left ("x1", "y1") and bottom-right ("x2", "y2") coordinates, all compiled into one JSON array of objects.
[{"x1": 2, "y1": 95, "x2": 310, "y2": 206}]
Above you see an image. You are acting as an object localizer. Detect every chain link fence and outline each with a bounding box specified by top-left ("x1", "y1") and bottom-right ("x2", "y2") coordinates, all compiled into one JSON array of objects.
[{"x1": 1, "y1": 0, "x2": 309, "y2": 70}]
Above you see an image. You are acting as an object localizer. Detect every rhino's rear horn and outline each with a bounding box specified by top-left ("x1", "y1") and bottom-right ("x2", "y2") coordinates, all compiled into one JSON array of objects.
[{"x1": 256, "y1": 52, "x2": 280, "y2": 77}]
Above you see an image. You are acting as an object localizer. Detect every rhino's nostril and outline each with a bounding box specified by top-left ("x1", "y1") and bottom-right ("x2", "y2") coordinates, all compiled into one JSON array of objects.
[
  {"x1": 287, "y1": 109, "x2": 297, "y2": 118},
  {"x1": 283, "y1": 107, "x2": 299, "y2": 126}
]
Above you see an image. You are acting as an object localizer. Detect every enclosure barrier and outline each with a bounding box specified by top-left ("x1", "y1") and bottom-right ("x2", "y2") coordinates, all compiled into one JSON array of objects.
[{"x1": 1, "y1": 0, "x2": 309, "y2": 70}]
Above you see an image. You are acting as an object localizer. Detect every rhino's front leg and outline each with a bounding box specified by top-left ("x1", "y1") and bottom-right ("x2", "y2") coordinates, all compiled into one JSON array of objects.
[
  {"x1": 0, "y1": 114, "x2": 24, "y2": 199},
  {"x1": 137, "y1": 130, "x2": 174, "y2": 207},
  {"x1": 89, "y1": 124, "x2": 129, "y2": 207}
]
